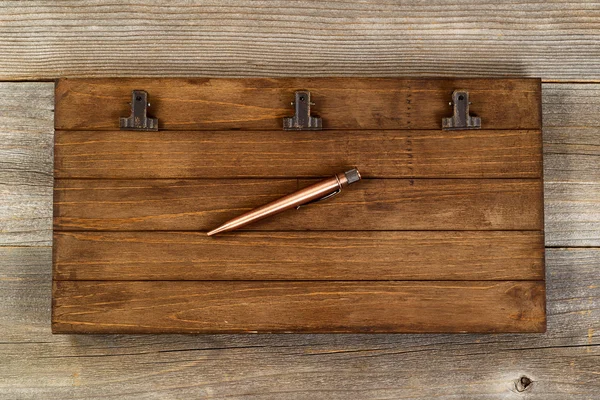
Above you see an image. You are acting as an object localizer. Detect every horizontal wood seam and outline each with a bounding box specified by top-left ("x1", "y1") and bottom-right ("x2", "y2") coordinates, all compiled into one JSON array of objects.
[
  {"x1": 53, "y1": 177, "x2": 545, "y2": 181},
  {"x1": 52, "y1": 279, "x2": 547, "y2": 282},
  {"x1": 52, "y1": 229, "x2": 547, "y2": 232}
]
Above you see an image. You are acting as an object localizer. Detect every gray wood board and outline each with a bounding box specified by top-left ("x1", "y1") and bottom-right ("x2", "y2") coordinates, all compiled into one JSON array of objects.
[
  {"x1": 1, "y1": 82, "x2": 598, "y2": 246},
  {"x1": 543, "y1": 84, "x2": 600, "y2": 246},
  {"x1": 0, "y1": 1, "x2": 599, "y2": 80},
  {"x1": 0, "y1": 246, "x2": 597, "y2": 399},
  {"x1": 0, "y1": 83, "x2": 53, "y2": 246}
]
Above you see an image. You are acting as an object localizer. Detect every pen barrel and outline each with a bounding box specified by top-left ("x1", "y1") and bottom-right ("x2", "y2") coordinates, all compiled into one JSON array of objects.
[
  {"x1": 226, "y1": 176, "x2": 343, "y2": 230},
  {"x1": 207, "y1": 168, "x2": 361, "y2": 235}
]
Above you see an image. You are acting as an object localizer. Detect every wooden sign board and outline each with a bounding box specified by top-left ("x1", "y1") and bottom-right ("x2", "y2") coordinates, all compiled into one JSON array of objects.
[{"x1": 52, "y1": 78, "x2": 545, "y2": 333}]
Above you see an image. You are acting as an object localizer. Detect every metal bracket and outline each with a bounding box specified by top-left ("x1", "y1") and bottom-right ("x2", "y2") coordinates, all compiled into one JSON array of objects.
[
  {"x1": 120, "y1": 90, "x2": 158, "y2": 131},
  {"x1": 283, "y1": 90, "x2": 322, "y2": 130},
  {"x1": 442, "y1": 90, "x2": 481, "y2": 130}
]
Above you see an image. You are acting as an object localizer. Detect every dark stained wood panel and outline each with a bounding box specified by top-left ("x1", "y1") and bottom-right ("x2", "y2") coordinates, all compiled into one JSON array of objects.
[
  {"x1": 53, "y1": 179, "x2": 543, "y2": 231},
  {"x1": 55, "y1": 78, "x2": 542, "y2": 131},
  {"x1": 53, "y1": 231, "x2": 545, "y2": 281},
  {"x1": 54, "y1": 130, "x2": 543, "y2": 179},
  {"x1": 52, "y1": 280, "x2": 546, "y2": 334},
  {"x1": 52, "y1": 77, "x2": 545, "y2": 334}
]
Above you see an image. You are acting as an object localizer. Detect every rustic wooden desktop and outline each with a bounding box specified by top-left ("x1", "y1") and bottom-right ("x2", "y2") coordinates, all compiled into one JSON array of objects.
[{"x1": 0, "y1": 2, "x2": 598, "y2": 398}]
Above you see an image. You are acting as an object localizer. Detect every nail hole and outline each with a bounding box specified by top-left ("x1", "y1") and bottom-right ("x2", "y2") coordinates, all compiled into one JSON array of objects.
[
  {"x1": 136, "y1": 96, "x2": 142, "y2": 101},
  {"x1": 458, "y1": 95, "x2": 464, "y2": 101}
]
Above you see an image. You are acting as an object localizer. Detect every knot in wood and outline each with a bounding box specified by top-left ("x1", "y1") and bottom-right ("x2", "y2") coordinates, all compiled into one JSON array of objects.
[{"x1": 515, "y1": 376, "x2": 533, "y2": 392}]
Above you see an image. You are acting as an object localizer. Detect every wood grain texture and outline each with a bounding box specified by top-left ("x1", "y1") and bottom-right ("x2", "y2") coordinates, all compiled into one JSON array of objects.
[
  {"x1": 55, "y1": 129, "x2": 543, "y2": 179},
  {"x1": 3, "y1": 247, "x2": 598, "y2": 398},
  {"x1": 544, "y1": 127, "x2": 600, "y2": 183},
  {"x1": 2, "y1": 83, "x2": 596, "y2": 246},
  {"x1": 54, "y1": 78, "x2": 541, "y2": 130},
  {"x1": 51, "y1": 77, "x2": 546, "y2": 335},
  {"x1": 0, "y1": 1, "x2": 599, "y2": 81},
  {"x1": 0, "y1": 83, "x2": 54, "y2": 246},
  {"x1": 53, "y1": 231, "x2": 544, "y2": 281},
  {"x1": 0, "y1": 0, "x2": 598, "y2": 393},
  {"x1": 543, "y1": 84, "x2": 600, "y2": 246},
  {"x1": 52, "y1": 280, "x2": 546, "y2": 333},
  {"x1": 53, "y1": 178, "x2": 544, "y2": 231}
]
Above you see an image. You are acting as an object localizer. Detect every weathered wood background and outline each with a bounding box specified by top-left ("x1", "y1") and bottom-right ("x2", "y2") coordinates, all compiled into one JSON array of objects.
[{"x1": 0, "y1": 1, "x2": 598, "y2": 398}]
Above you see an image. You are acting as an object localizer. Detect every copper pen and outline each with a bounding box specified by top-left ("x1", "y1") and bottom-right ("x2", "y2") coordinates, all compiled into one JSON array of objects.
[{"x1": 207, "y1": 168, "x2": 361, "y2": 236}]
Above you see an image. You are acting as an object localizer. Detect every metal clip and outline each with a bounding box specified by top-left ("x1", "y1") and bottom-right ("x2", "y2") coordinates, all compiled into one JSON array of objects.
[
  {"x1": 296, "y1": 188, "x2": 340, "y2": 209},
  {"x1": 442, "y1": 90, "x2": 481, "y2": 130},
  {"x1": 120, "y1": 90, "x2": 158, "y2": 131},
  {"x1": 283, "y1": 90, "x2": 322, "y2": 131}
]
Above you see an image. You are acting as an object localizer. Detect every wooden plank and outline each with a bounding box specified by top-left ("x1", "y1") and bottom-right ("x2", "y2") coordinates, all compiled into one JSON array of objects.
[
  {"x1": 0, "y1": 183, "x2": 52, "y2": 246},
  {"x1": 53, "y1": 178, "x2": 543, "y2": 231},
  {"x1": 543, "y1": 84, "x2": 600, "y2": 128},
  {"x1": 53, "y1": 231, "x2": 544, "y2": 281},
  {"x1": 54, "y1": 78, "x2": 541, "y2": 130},
  {"x1": 54, "y1": 129, "x2": 543, "y2": 179},
  {"x1": 1, "y1": 1, "x2": 599, "y2": 81},
  {"x1": 2, "y1": 247, "x2": 597, "y2": 397},
  {"x1": 545, "y1": 181, "x2": 600, "y2": 247},
  {"x1": 0, "y1": 82, "x2": 54, "y2": 246},
  {"x1": 543, "y1": 84, "x2": 600, "y2": 246},
  {"x1": 544, "y1": 127, "x2": 600, "y2": 183},
  {"x1": 52, "y1": 280, "x2": 546, "y2": 334}
]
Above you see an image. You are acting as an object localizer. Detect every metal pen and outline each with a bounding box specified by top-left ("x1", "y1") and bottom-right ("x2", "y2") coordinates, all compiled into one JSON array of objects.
[{"x1": 207, "y1": 168, "x2": 361, "y2": 236}]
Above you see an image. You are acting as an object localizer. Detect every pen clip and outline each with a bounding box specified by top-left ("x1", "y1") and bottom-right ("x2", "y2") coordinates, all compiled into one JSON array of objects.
[{"x1": 296, "y1": 188, "x2": 341, "y2": 210}]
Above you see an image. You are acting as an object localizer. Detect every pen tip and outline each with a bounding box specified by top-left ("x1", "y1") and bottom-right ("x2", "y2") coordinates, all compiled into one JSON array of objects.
[{"x1": 207, "y1": 225, "x2": 227, "y2": 236}]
